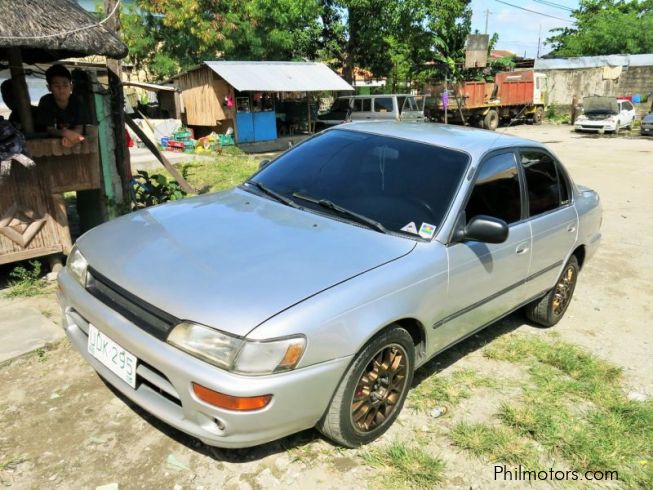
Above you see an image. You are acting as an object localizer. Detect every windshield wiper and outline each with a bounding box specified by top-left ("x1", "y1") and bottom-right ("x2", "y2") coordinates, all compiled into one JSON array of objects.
[
  {"x1": 245, "y1": 181, "x2": 301, "y2": 209},
  {"x1": 292, "y1": 192, "x2": 387, "y2": 234}
]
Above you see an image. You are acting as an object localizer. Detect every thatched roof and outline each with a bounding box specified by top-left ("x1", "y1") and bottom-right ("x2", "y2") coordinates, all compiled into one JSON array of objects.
[{"x1": 0, "y1": 0, "x2": 128, "y2": 63}]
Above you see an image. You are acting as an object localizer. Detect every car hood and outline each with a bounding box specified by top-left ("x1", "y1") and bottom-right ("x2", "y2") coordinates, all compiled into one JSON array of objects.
[
  {"x1": 583, "y1": 96, "x2": 618, "y2": 114},
  {"x1": 78, "y1": 188, "x2": 415, "y2": 337}
]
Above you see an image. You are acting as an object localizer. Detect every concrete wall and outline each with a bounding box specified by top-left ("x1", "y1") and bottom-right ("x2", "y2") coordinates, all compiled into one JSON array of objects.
[{"x1": 540, "y1": 65, "x2": 653, "y2": 112}]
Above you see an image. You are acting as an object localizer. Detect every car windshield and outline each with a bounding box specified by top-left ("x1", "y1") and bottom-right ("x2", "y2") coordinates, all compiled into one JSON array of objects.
[{"x1": 249, "y1": 129, "x2": 469, "y2": 237}]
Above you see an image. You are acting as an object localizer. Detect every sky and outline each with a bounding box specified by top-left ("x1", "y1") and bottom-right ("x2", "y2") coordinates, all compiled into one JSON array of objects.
[{"x1": 470, "y1": 0, "x2": 580, "y2": 58}]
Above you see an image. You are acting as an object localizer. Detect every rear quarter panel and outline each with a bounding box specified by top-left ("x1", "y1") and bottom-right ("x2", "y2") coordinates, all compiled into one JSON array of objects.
[{"x1": 575, "y1": 186, "x2": 602, "y2": 262}]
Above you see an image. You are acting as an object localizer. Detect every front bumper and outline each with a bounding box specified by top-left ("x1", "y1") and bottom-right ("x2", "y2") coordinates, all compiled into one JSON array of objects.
[
  {"x1": 641, "y1": 125, "x2": 653, "y2": 135},
  {"x1": 574, "y1": 121, "x2": 617, "y2": 132},
  {"x1": 58, "y1": 269, "x2": 352, "y2": 448}
]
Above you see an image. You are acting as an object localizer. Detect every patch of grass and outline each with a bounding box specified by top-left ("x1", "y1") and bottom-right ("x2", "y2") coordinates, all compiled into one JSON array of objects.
[
  {"x1": 478, "y1": 334, "x2": 653, "y2": 487},
  {"x1": 450, "y1": 421, "x2": 541, "y2": 468},
  {"x1": 4, "y1": 260, "x2": 45, "y2": 297},
  {"x1": 408, "y1": 369, "x2": 496, "y2": 411},
  {"x1": 0, "y1": 456, "x2": 27, "y2": 471},
  {"x1": 178, "y1": 155, "x2": 261, "y2": 194},
  {"x1": 363, "y1": 441, "x2": 445, "y2": 489}
]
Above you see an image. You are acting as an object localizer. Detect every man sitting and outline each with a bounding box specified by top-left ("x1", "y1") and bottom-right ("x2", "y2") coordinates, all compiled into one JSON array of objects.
[{"x1": 37, "y1": 64, "x2": 84, "y2": 147}]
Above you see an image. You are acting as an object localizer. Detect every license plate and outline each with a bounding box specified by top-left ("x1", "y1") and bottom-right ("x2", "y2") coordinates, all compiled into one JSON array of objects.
[{"x1": 87, "y1": 325, "x2": 137, "y2": 388}]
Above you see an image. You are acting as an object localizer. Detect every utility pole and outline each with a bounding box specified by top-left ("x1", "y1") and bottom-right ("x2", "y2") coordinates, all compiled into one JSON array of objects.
[
  {"x1": 537, "y1": 24, "x2": 542, "y2": 59},
  {"x1": 484, "y1": 9, "x2": 493, "y2": 34}
]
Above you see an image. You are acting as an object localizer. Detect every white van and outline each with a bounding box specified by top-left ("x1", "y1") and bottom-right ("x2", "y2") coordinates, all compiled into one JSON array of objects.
[{"x1": 317, "y1": 94, "x2": 424, "y2": 128}]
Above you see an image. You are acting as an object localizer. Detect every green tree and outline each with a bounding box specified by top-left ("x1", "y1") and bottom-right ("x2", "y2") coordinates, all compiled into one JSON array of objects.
[
  {"x1": 547, "y1": 0, "x2": 653, "y2": 56},
  {"x1": 121, "y1": 0, "x2": 322, "y2": 80}
]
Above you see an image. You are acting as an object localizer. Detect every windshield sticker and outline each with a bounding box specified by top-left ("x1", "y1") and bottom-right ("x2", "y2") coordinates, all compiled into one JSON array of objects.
[
  {"x1": 419, "y1": 223, "x2": 436, "y2": 239},
  {"x1": 401, "y1": 222, "x2": 418, "y2": 234}
]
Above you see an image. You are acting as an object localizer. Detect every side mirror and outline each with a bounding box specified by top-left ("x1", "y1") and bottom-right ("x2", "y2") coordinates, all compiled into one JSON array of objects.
[
  {"x1": 462, "y1": 215, "x2": 509, "y2": 244},
  {"x1": 258, "y1": 159, "x2": 271, "y2": 170}
]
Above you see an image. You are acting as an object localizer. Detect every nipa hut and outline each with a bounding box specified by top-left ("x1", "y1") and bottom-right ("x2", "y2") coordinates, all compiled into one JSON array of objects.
[{"x1": 0, "y1": 0, "x2": 129, "y2": 268}]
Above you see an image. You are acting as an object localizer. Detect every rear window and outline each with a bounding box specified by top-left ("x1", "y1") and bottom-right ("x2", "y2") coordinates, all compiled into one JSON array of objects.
[{"x1": 253, "y1": 130, "x2": 470, "y2": 236}]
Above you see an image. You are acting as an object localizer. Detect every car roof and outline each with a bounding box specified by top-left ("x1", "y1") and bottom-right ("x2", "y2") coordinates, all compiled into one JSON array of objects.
[{"x1": 334, "y1": 121, "x2": 546, "y2": 160}]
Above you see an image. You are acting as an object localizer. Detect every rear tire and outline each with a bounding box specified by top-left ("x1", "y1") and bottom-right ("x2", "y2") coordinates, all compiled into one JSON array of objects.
[
  {"x1": 317, "y1": 326, "x2": 414, "y2": 448},
  {"x1": 484, "y1": 110, "x2": 499, "y2": 131},
  {"x1": 525, "y1": 255, "x2": 579, "y2": 327}
]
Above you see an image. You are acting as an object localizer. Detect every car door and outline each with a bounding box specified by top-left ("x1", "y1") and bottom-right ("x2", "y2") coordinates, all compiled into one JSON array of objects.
[
  {"x1": 349, "y1": 97, "x2": 372, "y2": 121},
  {"x1": 622, "y1": 100, "x2": 635, "y2": 126},
  {"x1": 434, "y1": 151, "x2": 532, "y2": 352},
  {"x1": 519, "y1": 148, "x2": 578, "y2": 298}
]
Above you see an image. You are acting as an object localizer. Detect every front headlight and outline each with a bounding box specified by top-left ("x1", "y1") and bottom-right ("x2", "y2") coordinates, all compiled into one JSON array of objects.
[
  {"x1": 67, "y1": 246, "x2": 88, "y2": 286},
  {"x1": 167, "y1": 322, "x2": 306, "y2": 375},
  {"x1": 576, "y1": 115, "x2": 587, "y2": 122}
]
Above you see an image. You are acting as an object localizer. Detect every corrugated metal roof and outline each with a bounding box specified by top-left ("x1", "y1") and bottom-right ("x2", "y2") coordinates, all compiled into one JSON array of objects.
[
  {"x1": 535, "y1": 53, "x2": 653, "y2": 70},
  {"x1": 204, "y1": 61, "x2": 354, "y2": 92}
]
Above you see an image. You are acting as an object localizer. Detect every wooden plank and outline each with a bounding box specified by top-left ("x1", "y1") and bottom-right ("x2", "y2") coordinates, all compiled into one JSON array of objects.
[
  {"x1": 51, "y1": 194, "x2": 73, "y2": 255},
  {"x1": 125, "y1": 114, "x2": 196, "y2": 194},
  {"x1": 0, "y1": 246, "x2": 63, "y2": 265},
  {"x1": 7, "y1": 49, "x2": 34, "y2": 133}
]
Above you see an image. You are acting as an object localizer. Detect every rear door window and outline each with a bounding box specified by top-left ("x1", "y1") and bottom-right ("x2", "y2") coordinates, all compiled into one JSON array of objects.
[
  {"x1": 374, "y1": 97, "x2": 394, "y2": 113},
  {"x1": 521, "y1": 150, "x2": 567, "y2": 216}
]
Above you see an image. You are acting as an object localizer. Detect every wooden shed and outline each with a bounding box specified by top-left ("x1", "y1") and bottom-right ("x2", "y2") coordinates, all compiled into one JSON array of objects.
[
  {"x1": 0, "y1": 0, "x2": 129, "y2": 267},
  {"x1": 170, "y1": 61, "x2": 354, "y2": 144}
]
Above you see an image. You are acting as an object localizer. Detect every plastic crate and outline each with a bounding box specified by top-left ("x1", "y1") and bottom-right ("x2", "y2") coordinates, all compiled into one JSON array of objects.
[{"x1": 173, "y1": 128, "x2": 194, "y2": 140}]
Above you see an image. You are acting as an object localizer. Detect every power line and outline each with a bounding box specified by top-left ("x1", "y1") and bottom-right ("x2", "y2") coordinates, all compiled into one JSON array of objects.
[
  {"x1": 494, "y1": 0, "x2": 574, "y2": 23},
  {"x1": 533, "y1": 0, "x2": 574, "y2": 12},
  {"x1": 0, "y1": 1, "x2": 121, "y2": 41}
]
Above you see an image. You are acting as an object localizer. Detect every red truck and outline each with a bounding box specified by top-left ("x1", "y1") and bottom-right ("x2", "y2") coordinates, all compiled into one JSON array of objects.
[{"x1": 434, "y1": 70, "x2": 549, "y2": 130}]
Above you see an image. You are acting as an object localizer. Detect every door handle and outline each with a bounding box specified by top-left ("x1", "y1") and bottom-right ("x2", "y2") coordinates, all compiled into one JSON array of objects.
[
  {"x1": 567, "y1": 225, "x2": 577, "y2": 233},
  {"x1": 516, "y1": 244, "x2": 529, "y2": 255}
]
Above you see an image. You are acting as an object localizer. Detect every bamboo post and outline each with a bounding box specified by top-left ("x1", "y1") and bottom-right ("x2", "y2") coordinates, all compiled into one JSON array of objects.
[
  {"x1": 105, "y1": 0, "x2": 131, "y2": 201},
  {"x1": 7, "y1": 48, "x2": 34, "y2": 133},
  {"x1": 307, "y1": 93, "x2": 312, "y2": 133}
]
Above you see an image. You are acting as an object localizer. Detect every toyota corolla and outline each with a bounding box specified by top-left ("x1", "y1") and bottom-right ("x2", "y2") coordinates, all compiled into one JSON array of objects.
[{"x1": 58, "y1": 122, "x2": 602, "y2": 448}]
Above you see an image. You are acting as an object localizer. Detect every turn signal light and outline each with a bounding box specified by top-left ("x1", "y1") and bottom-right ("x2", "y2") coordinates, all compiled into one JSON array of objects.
[{"x1": 192, "y1": 383, "x2": 272, "y2": 411}]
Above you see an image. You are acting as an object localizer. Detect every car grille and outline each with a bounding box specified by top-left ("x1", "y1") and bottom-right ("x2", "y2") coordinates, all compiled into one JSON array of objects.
[{"x1": 86, "y1": 268, "x2": 180, "y2": 341}]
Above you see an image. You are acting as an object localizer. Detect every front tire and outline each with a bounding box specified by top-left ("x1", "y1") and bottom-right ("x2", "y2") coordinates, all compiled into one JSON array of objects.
[
  {"x1": 317, "y1": 327, "x2": 415, "y2": 448},
  {"x1": 525, "y1": 255, "x2": 579, "y2": 327}
]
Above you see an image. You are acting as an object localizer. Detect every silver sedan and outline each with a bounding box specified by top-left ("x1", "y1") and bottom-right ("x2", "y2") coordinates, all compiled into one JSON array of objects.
[{"x1": 58, "y1": 122, "x2": 602, "y2": 448}]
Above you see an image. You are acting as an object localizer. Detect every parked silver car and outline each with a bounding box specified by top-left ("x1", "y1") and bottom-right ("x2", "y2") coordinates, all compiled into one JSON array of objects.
[{"x1": 58, "y1": 122, "x2": 602, "y2": 448}]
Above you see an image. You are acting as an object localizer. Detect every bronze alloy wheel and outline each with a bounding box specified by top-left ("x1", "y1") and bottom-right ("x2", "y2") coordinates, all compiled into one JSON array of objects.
[
  {"x1": 350, "y1": 344, "x2": 409, "y2": 433},
  {"x1": 552, "y1": 263, "x2": 577, "y2": 316}
]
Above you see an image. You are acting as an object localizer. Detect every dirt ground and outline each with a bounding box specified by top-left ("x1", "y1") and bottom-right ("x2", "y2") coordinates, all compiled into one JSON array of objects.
[{"x1": 1, "y1": 123, "x2": 651, "y2": 489}]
